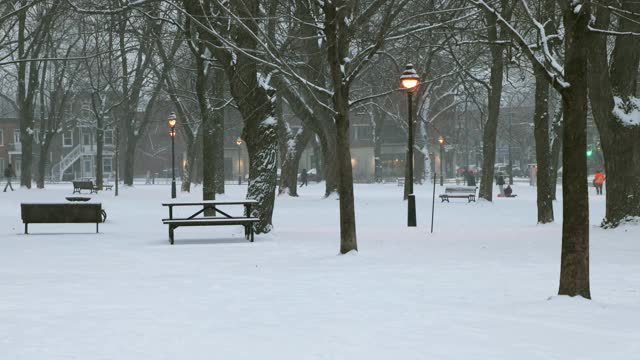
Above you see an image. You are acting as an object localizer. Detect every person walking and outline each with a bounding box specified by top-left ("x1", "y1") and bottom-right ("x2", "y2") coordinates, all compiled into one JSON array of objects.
[
  {"x1": 594, "y1": 170, "x2": 605, "y2": 195},
  {"x1": 496, "y1": 173, "x2": 505, "y2": 195},
  {"x1": 4, "y1": 163, "x2": 15, "y2": 192},
  {"x1": 299, "y1": 168, "x2": 308, "y2": 187}
]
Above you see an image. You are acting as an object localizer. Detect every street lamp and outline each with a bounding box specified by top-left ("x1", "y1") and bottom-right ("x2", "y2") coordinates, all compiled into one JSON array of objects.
[
  {"x1": 168, "y1": 112, "x2": 177, "y2": 199},
  {"x1": 236, "y1": 137, "x2": 242, "y2": 185},
  {"x1": 400, "y1": 63, "x2": 420, "y2": 227},
  {"x1": 438, "y1": 136, "x2": 445, "y2": 186}
]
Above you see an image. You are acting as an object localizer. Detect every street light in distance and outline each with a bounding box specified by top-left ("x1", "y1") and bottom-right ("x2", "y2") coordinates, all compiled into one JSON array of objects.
[{"x1": 400, "y1": 64, "x2": 420, "y2": 227}]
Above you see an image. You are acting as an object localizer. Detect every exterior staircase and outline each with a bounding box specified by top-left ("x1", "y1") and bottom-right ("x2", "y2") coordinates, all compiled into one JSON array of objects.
[{"x1": 51, "y1": 145, "x2": 90, "y2": 181}]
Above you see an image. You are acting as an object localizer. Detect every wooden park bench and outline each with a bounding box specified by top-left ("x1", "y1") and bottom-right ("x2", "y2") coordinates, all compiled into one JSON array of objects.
[
  {"x1": 397, "y1": 177, "x2": 405, "y2": 187},
  {"x1": 21, "y1": 203, "x2": 105, "y2": 234},
  {"x1": 162, "y1": 200, "x2": 259, "y2": 245},
  {"x1": 439, "y1": 186, "x2": 477, "y2": 203},
  {"x1": 72, "y1": 180, "x2": 98, "y2": 194}
]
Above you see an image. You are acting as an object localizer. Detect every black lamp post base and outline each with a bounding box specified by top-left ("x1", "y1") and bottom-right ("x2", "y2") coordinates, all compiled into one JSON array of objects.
[
  {"x1": 171, "y1": 180, "x2": 177, "y2": 199},
  {"x1": 407, "y1": 194, "x2": 417, "y2": 227}
]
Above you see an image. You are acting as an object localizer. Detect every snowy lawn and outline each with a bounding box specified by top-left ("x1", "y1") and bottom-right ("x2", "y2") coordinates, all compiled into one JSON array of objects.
[{"x1": 0, "y1": 182, "x2": 638, "y2": 359}]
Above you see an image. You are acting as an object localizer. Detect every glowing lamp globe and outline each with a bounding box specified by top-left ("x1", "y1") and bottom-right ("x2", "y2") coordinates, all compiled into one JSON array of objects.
[
  {"x1": 168, "y1": 113, "x2": 177, "y2": 129},
  {"x1": 400, "y1": 64, "x2": 420, "y2": 92}
]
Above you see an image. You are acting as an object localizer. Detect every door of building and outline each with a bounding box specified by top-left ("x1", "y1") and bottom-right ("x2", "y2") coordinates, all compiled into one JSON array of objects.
[{"x1": 83, "y1": 158, "x2": 93, "y2": 179}]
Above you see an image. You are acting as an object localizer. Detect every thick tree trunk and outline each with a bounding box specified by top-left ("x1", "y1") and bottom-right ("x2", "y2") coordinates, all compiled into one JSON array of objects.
[
  {"x1": 549, "y1": 109, "x2": 563, "y2": 201},
  {"x1": 278, "y1": 126, "x2": 312, "y2": 196},
  {"x1": 317, "y1": 121, "x2": 339, "y2": 197},
  {"x1": 123, "y1": 134, "x2": 137, "y2": 186},
  {"x1": 587, "y1": 2, "x2": 640, "y2": 227},
  {"x1": 213, "y1": 110, "x2": 225, "y2": 195},
  {"x1": 200, "y1": 58, "x2": 220, "y2": 201},
  {"x1": 183, "y1": 0, "x2": 278, "y2": 232},
  {"x1": 244, "y1": 121, "x2": 278, "y2": 233},
  {"x1": 181, "y1": 140, "x2": 197, "y2": 192},
  {"x1": 373, "y1": 138, "x2": 383, "y2": 183},
  {"x1": 533, "y1": 69, "x2": 554, "y2": 223},
  {"x1": 558, "y1": 5, "x2": 591, "y2": 299},
  {"x1": 19, "y1": 111, "x2": 34, "y2": 188},
  {"x1": 335, "y1": 94, "x2": 358, "y2": 253},
  {"x1": 478, "y1": 13, "x2": 506, "y2": 201},
  {"x1": 36, "y1": 138, "x2": 52, "y2": 189}
]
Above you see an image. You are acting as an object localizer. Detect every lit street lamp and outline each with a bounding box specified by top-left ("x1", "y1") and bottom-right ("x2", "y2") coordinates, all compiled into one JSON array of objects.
[
  {"x1": 438, "y1": 136, "x2": 445, "y2": 186},
  {"x1": 168, "y1": 112, "x2": 177, "y2": 199},
  {"x1": 236, "y1": 137, "x2": 242, "y2": 185},
  {"x1": 400, "y1": 64, "x2": 420, "y2": 227}
]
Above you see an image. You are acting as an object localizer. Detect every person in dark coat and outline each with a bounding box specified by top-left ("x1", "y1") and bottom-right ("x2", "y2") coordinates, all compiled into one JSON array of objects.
[
  {"x1": 465, "y1": 170, "x2": 476, "y2": 186},
  {"x1": 4, "y1": 163, "x2": 15, "y2": 192},
  {"x1": 496, "y1": 173, "x2": 505, "y2": 195},
  {"x1": 504, "y1": 184, "x2": 513, "y2": 197},
  {"x1": 299, "y1": 168, "x2": 308, "y2": 187}
]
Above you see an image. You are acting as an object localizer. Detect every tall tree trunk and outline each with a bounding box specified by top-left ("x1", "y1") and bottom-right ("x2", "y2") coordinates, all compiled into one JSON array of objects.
[
  {"x1": 478, "y1": 12, "x2": 506, "y2": 201},
  {"x1": 278, "y1": 126, "x2": 312, "y2": 196},
  {"x1": 558, "y1": 4, "x2": 591, "y2": 298},
  {"x1": 181, "y1": 140, "x2": 197, "y2": 192},
  {"x1": 36, "y1": 139, "x2": 52, "y2": 189},
  {"x1": 95, "y1": 115, "x2": 104, "y2": 189},
  {"x1": 325, "y1": 2, "x2": 357, "y2": 254},
  {"x1": 183, "y1": 0, "x2": 278, "y2": 233},
  {"x1": 315, "y1": 119, "x2": 339, "y2": 197},
  {"x1": 123, "y1": 133, "x2": 137, "y2": 186},
  {"x1": 335, "y1": 93, "x2": 358, "y2": 253},
  {"x1": 549, "y1": 108, "x2": 563, "y2": 200},
  {"x1": 200, "y1": 54, "x2": 217, "y2": 202},
  {"x1": 373, "y1": 138, "x2": 383, "y2": 183},
  {"x1": 213, "y1": 70, "x2": 225, "y2": 195},
  {"x1": 588, "y1": 2, "x2": 640, "y2": 227},
  {"x1": 244, "y1": 120, "x2": 278, "y2": 233},
  {"x1": 533, "y1": 69, "x2": 554, "y2": 223}
]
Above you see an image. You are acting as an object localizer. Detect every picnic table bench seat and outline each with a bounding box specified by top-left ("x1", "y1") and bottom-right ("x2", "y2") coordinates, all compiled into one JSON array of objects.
[{"x1": 439, "y1": 186, "x2": 477, "y2": 203}]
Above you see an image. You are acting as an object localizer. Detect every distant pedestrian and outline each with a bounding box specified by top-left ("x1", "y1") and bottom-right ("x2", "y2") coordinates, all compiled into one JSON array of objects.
[
  {"x1": 4, "y1": 163, "x2": 15, "y2": 192},
  {"x1": 496, "y1": 173, "x2": 505, "y2": 195},
  {"x1": 299, "y1": 168, "x2": 308, "y2": 187},
  {"x1": 504, "y1": 185, "x2": 513, "y2": 197},
  {"x1": 594, "y1": 170, "x2": 605, "y2": 195},
  {"x1": 465, "y1": 170, "x2": 476, "y2": 186}
]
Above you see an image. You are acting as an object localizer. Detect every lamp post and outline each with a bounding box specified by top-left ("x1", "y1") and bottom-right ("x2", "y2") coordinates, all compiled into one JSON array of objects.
[
  {"x1": 236, "y1": 137, "x2": 242, "y2": 185},
  {"x1": 438, "y1": 136, "x2": 445, "y2": 186},
  {"x1": 168, "y1": 112, "x2": 177, "y2": 199},
  {"x1": 400, "y1": 64, "x2": 420, "y2": 227}
]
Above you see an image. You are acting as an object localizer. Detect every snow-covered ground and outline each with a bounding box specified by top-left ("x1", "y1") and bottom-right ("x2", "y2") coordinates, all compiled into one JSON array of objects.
[{"x1": 0, "y1": 181, "x2": 638, "y2": 359}]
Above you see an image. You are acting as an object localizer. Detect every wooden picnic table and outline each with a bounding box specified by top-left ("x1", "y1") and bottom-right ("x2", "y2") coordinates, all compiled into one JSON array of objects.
[{"x1": 161, "y1": 200, "x2": 259, "y2": 244}]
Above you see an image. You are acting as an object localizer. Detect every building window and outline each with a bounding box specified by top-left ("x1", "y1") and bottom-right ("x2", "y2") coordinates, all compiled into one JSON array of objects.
[
  {"x1": 103, "y1": 157, "x2": 113, "y2": 173},
  {"x1": 83, "y1": 132, "x2": 91, "y2": 145},
  {"x1": 352, "y1": 125, "x2": 373, "y2": 141},
  {"x1": 63, "y1": 130, "x2": 73, "y2": 147},
  {"x1": 13, "y1": 129, "x2": 20, "y2": 144},
  {"x1": 0, "y1": 129, "x2": 3, "y2": 146},
  {"x1": 104, "y1": 129, "x2": 114, "y2": 145}
]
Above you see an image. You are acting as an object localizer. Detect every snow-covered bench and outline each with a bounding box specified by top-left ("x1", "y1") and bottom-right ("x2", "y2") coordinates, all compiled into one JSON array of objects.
[
  {"x1": 21, "y1": 203, "x2": 104, "y2": 234},
  {"x1": 162, "y1": 200, "x2": 259, "y2": 245},
  {"x1": 439, "y1": 186, "x2": 477, "y2": 203}
]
